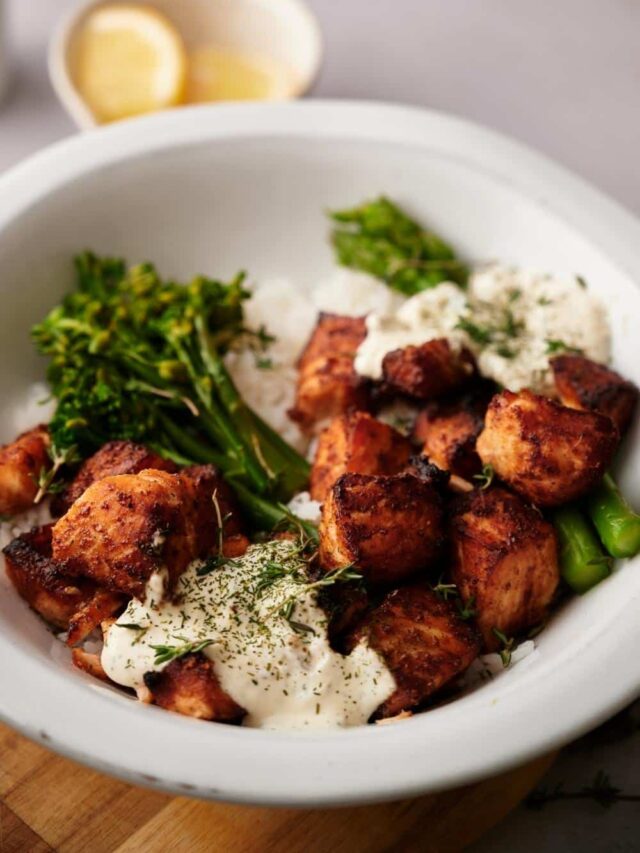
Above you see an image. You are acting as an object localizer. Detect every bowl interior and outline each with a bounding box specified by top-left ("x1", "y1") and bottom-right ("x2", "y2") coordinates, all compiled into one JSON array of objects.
[{"x1": 0, "y1": 109, "x2": 639, "y2": 804}]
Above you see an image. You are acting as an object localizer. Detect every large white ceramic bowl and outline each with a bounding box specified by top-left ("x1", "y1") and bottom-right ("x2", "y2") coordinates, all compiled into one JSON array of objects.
[{"x1": 0, "y1": 102, "x2": 639, "y2": 806}]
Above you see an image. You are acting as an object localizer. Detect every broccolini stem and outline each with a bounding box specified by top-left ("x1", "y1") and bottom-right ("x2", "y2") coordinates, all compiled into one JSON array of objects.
[
  {"x1": 195, "y1": 317, "x2": 310, "y2": 498},
  {"x1": 230, "y1": 480, "x2": 318, "y2": 540},
  {"x1": 586, "y1": 473, "x2": 640, "y2": 559},
  {"x1": 158, "y1": 413, "x2": 226, "y2": 468},
  {"x1": 553, "y1": 506, "x2": 612, "y2": 593},
  {"x1": 170, "y1": 335, "x2": 271, "y2": 493}
]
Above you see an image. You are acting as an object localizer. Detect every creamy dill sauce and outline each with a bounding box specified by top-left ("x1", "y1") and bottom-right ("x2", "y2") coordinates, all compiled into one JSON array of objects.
[
  {"x1": 355, "y1": 265, "x2": 610, "y2": 394},
  {"x1": 101, "y1": 540, "x2": 395, "y2": 729},
  {"x1": 355, "y1": 283, "x2": 469, "y2": 379}
]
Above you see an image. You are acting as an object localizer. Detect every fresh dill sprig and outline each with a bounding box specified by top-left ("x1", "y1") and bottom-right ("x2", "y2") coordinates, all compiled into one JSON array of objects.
[
  {"x1": 150, "y1": 636, "x2": 214, "y2": 666},
  {"x1": 473, "y1": 463, "x2": 495, "y2": 490},
  {"x1": 457, "y1": 596, "x2": 476, "y2": 621},
  {"x1": 33, "y1": 444, "x2": 81, "y2": 504},
  {"x1": 430, "y1": 577, "x2": 459, "y2": 601},
  {"x1": 254, "y1": 561, "x2": 303, "y2": 596},
  {"x1": 492, "y1": 627, "x2": 516, "y2": 667},
  {"x1": 196, "y1": 491, "x2": 236, "y2": 576},
  {"x1": 305, "y1": 564, "x2": 363, "y2": 592},
  {"x1": 278, "y1": 600, "x2": 316, "y2": 637}
]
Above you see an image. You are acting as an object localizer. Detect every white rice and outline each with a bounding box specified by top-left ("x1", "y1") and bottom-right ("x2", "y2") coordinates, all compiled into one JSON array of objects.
[
  {"x1": 0, "y1": 501, "x2": 52, "y2": 552},
  {"x1": 225, "y1": 269, "x2": 391, "y2": 453},
  {"x1": 459, "y1": 639, "x2": 538, "y2": 690},
  {"x1": 11, "y1": 381, "x2": 56, "y2": 436}
]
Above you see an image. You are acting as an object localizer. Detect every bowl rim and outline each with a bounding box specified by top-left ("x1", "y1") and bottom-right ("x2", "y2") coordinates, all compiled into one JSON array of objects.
[
  {"x1": 48, "y1": 0, "x2": 325, "y2": 130},
  {"x1": 1, "y1": 100, "x2": 640, "y2": 806}
]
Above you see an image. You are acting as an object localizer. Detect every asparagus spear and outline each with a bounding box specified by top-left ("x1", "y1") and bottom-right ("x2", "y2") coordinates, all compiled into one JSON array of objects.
[
  {"x1": 586, "y1": 473, "x2": 640, "y2": 559},
  {"x1": 553, "y1": 506, "x2": 612, "y2": 593}
]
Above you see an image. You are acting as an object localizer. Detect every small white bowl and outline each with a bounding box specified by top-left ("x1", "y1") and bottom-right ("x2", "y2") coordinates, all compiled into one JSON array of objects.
[{"x1": 49, "y1": 0, "x2": 323, "y2": 129}]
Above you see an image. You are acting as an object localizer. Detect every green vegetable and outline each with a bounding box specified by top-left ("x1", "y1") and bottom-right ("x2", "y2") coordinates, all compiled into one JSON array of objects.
[
  {"x1": 586, "y1": 473, "x2": 640, "y2": 559},
  {"x1": 329, "y1": 196, "x2": 468, "y2": 294},
  {"x1": 150, "y1": 637, "x2": 214, "y2": 666},
  {"x1": 553, "y1": 506, "x2": 612, "y2": 593},
  {"x1": 32, "y1": 253, "x2": 310, "y2": 525}
]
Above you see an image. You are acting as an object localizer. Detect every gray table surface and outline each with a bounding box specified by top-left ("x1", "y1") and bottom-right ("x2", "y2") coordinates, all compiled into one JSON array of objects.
[{"x1": 1, "y1": 1, "x2": 639, "y2": 849}]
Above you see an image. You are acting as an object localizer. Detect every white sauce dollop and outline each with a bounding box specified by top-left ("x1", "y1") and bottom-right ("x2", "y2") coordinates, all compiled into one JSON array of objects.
[
  {"x1": 355, "y1": 265, "x2": 611, "y2": 395},
  {"x1": 355, "y1": 283, "x2": 469, "y2": 379},
  {"x1": 101, "y1": 540, "x2": 395, "y2": 730}
]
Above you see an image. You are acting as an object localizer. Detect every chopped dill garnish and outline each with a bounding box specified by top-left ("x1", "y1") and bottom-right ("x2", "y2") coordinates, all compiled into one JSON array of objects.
[
  {"x1": 455, "y1": 317, "x2": 493, "y2": 344},
  {"x1": 473, "y1": 463, "x2": 495, "y2": 490},
  {"x1": 545, "y1": 339, "x2": 584, "y2": 356}
]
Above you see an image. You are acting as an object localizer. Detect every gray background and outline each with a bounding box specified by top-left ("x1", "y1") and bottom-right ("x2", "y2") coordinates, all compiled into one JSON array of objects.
[{"x1": 1, "y1": 0, "x2": 639, "y2": 849}]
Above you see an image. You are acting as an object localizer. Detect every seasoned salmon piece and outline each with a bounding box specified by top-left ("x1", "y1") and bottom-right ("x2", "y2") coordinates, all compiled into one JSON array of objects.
[
  {"x1": 66, "y1": 588, "x2": 124, "y2": 647},
  {"x1": 179, "y1": 463, "x2": 245, "y2": 550},
  {"x1": 290, "y1": 314, "x2": 371, "y2": 430},
  {"x1": 450, "y1": 486, "x2": 559, "y2": 650},
  {"x1": 297, "y1": 312, "x2": 368, "y2": 372},
  {"x1": 3, "y1": 524, "x2": 121, "y2": 633},
  {"x1": 350, "y1": 585, "x2": 480, "y2": 718},
  {"x1": 52, "y1": 440, "x2": 177, "y2": 515},
  {"x1": 476, "y1": 389, "x2": 618, "y2": 507},
  {"x1": 72, "y1": 648, "x2": 110, "y2": 682},
  {"x1": 0, "y1": 425, "x2": 50, "y2": 516},
  {"x1": 551, "y1": 354, "x2": 638, "y2": 436},
  {"x1": 310, "y1": 412, "x2": 412, "y2": 502},
  {"x1": 143, "y1": 653, "x2": 245, "y2": 722},
  {"x1": 52, "y1": 466, "x2": 236, "y2": 598},
  {"x1": 381, "y1": 339, "x2": 476, "y2": 401},
  {"x1": 319, "y1": 472, "x2": 445, "y2": 584},
  {"x1": 414, "y1": 384, "x2": 493, "y2": 478}
]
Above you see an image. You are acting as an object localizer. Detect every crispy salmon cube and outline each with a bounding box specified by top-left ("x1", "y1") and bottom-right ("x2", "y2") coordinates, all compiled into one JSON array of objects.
[
  {"x1": 310, "y1": 412, "x2": 413, "y2": 502},
  {"x1": 551, "y1": 354, "x2": 638, "y2": 436},
  {"x1": 143, "y1": 653, "x2": 245, "y2": 722},
  {"x1": 52, "y1": 440, "x2": 177, "y2": 515},
  {"x1": 289, "y1": 314, "x2": 371, "y2": 430},
  {"x1": 450, "y1": 487, "x2": 559, "y2": 650},
  {"x1": 381, "y1": 339, "x2": 476, "y2": 401},
  {"x1": 0, "y1": 425, "x2": 50, "y2": 516},
  {"x1": 351, "y1": 585, "x2": 480, "y2": 718},
  {"x1": 3, "y1": 524, "x2": 121, "y2": 634},
  {"x1": 179, "y1": 464, "x2": 245, "y2": 550},
  {"x1": 297, "y1": 312, "x2": 368, "y2": 372},
  {"x1": 319, "y1": 473, "x2": 445, "y2": 584},
  {"x1": 52, "y1": 466, "x2": 236, "y2": 598},
  {"x1": 476, "y1": 389, "x2": 618, "y2": 507},
  {"x1": 414, "y1": 384, "x2": 493, "y2": 478}
]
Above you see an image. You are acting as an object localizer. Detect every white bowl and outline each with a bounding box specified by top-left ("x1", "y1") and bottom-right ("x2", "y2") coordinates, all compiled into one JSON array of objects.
[
  {"x1": 49, "y1": 0, "x2": 323, "y2": 129},
  {"x1": 0, "y1": 102, "x2": 639, "y2": 806}
]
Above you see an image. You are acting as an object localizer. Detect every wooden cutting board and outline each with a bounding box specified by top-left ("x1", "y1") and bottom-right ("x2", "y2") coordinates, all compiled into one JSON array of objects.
[{"x1": 0, "y1": 721, "x2": 553, "y2": 852}]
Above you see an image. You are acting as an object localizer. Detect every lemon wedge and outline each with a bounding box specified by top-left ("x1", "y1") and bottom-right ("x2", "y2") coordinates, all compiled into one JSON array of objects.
[
  {"x1": 185, "y1": 47, "x2": 293, "y2": 103},
  {"x1": 73, "y1": 4, "x2": 186, "y2": 123}
]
